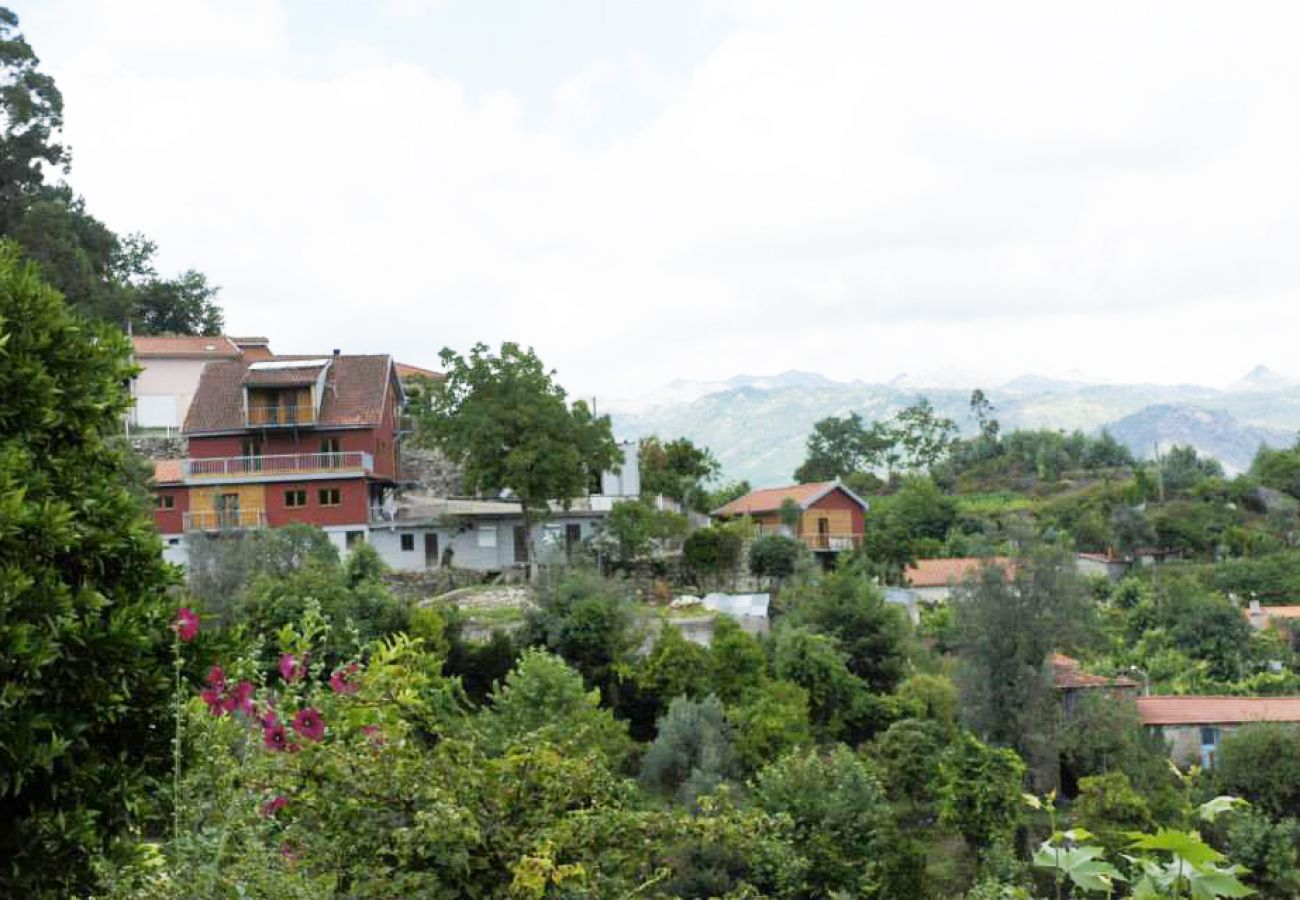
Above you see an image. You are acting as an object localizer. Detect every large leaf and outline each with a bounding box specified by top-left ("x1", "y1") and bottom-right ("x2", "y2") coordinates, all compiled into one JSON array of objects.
[
  {"x1": 1197, "y1": 796, "x2": 1249, "y2": 823},
  {"x1": 1127, "y1": 829, "x2": 1224, "y2": 867}
]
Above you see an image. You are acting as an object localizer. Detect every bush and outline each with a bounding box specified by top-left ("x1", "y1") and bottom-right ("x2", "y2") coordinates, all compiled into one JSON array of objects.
[
  {"x1": 682, "y1": 525, "x2": 744, "y2": 590},
  {"x1": 748, "y1": 534, "x2": 802, "y2": 582},
  {"x1": 637, "y1": 624, "x2": 714, "y2": 714},
  {"x1": 938, "y1": 731, "x2": 1026, "y2": 854},
  {"x1": 0, "y1": 246, "x2": 178, "y2": 894},
  {"x1": 1215, "y1": 723, "x2": 1300, "y2": 818},
  {"x1": 523, "y1": 572, "x2": 640, "y2": 689},
  {"x1": 641, "y1": 695, "x2": 737, "y2": 806},
  {"x1": 1072, "y1": 771, "x2": 1152, "y2": 852},
  {"x1": 727, "y1": 679, "x2": 812, "y2": 773},
  {"x1": 709, "y1": 614, "x2": 768, "y2": 704}
]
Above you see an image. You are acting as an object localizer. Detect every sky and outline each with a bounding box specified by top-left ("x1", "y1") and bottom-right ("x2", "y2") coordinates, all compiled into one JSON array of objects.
[{"x1": 22, "y1": 0, "x2": 1300, "y2": 401}]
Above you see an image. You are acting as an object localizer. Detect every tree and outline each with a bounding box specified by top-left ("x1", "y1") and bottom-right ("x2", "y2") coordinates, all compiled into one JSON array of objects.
[
  {"x1": 593, "y1": 496, "x2": 687, "y2": 568},
  {"x1": 424, "y1": 342, "x2": 620, "y2": 568},
  {"x1": 0, "y1": 8, "x2": 68, "y2": 233},
  {"x1": 861, "y1": 476, "x2": 958, "y2": 580},
  {"x1": 640, "y1": 695, "x2": 738, "y2": 806},
  {"x1": 128, "y1": 267, "x2": 223, "y2": 336},
  {"x1": 748, "y1": 534, "x2": 802, "y2": 584},
  {"x1": 523, "y1": 572, "x2": 639, "y2": 691},
  {"x1": 709, "y1": 615, "x2": 768, "y2": 705},
  {"x1": 639, "y1": 435, "x2": 720, "y2": 512},
  {"x1": 0, "y1": 244, "x2": 177, "y2": 893},
  {"x1": 782, "y1": 564, "x2": 909, "y2": 694},
  {"x1": 888, "y1": 398, "x2": 958, "y2": 474},
  {"x1": 637, "y1": 624, "x2": 714, "y2": 713},
  {"x1": 794, "y1": 412, "x2": 890, "y2": 483},
  {"x1": 771, "y1": 625, "x2": 874, "y2": 742},
  {"x1": 682, "y1": 524, "x2": 744, "y2": 590},
  {"x1": 752, "y1": 746, "x2": 894, "y2": 897},
  {"x1": 938, "y1": 731, "x2": 1026, "y2": 855},
  {"x1": 1215, "y1": 724, "x2": 1300, "y2": 818},
  {"x1": 969, "y1": 388, "x2": 1000, "y2": 443},
  {"x1": 726, "y1": 680, "x2": 812, "y2": 773},
  {"x1": 953, "y1": 543, "x2": 1096, "y2": 787}
]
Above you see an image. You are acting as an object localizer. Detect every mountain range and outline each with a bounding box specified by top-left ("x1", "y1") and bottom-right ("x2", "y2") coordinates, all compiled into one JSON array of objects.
[{"x1": 604, "y1": 368, "x2": 1300, "y2": 487}]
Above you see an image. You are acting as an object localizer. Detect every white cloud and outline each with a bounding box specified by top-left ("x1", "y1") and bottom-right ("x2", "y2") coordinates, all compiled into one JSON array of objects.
[{"x1": 23, "y1": 0, "x2": 1300, "y2": 399}]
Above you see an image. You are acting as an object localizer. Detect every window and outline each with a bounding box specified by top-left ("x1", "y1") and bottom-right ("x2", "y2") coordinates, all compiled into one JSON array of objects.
[
  {"x1": 242, "y1": 438, "x2": 262, "y2": 457},
  {"x1": 477, "y1": 526, "x2": 497, "y2": 548},
  {"x1": 346, "y1": 530, "x2": 364, "y2": 548},
  {"x1": 155, "y1": 494, "x2": 175, "y2": 510},
  {"x1": 285, "y1": 489, "x2": 307, "y2": 508},
  {"x1": 1200, "y1": 726, "x2": 1220, "y2": 747},
  {"x1": 318, "y1": 488, "x2": 341, "y2": 507},
  {"x1": 167, "y1": 538, "x2": 180, "y2": 546},
  {"x1": 320, "y1": 437, "x2": 341, "y2": 464},
  {"x1": 401, "y1": 533, "x2": 415, "y2": 552}
]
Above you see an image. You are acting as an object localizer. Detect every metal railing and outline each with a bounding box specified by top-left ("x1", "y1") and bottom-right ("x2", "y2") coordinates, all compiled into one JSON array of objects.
[
  {"x1": 183, "y1": 508, "x2": 267, "y2": 531},
  {"x1": 800, "y1": 533, "x2": 864, "y2": 551},
  {"x1": 183, "y1": 452, "x2": 373, "y2": 479},
  {"x1": 247, "y1": 404, "x2": 315, "y2": 427}
]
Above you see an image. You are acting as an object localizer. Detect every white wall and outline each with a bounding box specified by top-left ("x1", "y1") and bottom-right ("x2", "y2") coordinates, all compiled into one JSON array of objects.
[{"x1": 132, "y1": 357, "x2": 214, "y2": 428}]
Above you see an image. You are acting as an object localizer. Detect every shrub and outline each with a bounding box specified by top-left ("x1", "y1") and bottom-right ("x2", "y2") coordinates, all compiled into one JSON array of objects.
[
  {"x1": 1215, "y1": 723, "x2": 1300, "y2": 818},
  {"x1": 748, "y1": 534, "x2": 802, "y2": 582},
  {"x1": 0, "y1": 246, "x2": 177, "y2": 894},
  {"x1": 641, "y1": 695, "x2": 737, "y2": 806},
  {"x1": 727, "y1": 679, "x2": 812, "y2": 773},
  {"x1": 682, "y1": 526, "x2": 744, "y2": 590}
]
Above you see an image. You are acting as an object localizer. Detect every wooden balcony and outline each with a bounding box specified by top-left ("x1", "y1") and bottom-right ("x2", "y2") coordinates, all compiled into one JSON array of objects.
[
  {"x1": 183, "y1": 452, "x2": 373, "y2": 480},
  {"x1": 183, "y1": 508, "x2": 267, "y2": 532},
  {"x1": 800, "y1": 533, "x2": 864, "y2": 552},
  {"x1": 247, "y1": 403, "x2": 315, "y2": 427}
]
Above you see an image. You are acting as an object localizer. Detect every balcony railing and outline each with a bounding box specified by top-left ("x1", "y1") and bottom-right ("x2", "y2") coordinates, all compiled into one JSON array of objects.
[
  {"x1": 183, "y1": 508, "x2": 267, "y2": 532},
  {"x1": 183, "y1": 452, "x2": 374, "y2": 479},
  {"x1": 800, "y1": 533, "x2": 864, "y2": 552},
  {"x1": 247, "y1": 404, "x2": 315, "y2": 427}
]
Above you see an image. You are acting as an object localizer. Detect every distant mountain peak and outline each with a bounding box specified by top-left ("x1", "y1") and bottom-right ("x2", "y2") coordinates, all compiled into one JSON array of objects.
[{"x1": 1231, "y1": 365, "x2": 1297, "y2": 392}]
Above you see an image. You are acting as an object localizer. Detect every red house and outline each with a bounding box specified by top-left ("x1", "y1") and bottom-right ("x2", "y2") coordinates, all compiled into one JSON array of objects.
[
  {"x1": 152, "y1": 352, "x2": 405, "y2": 557},
  {"x1": 711, "y1": 480, "x2": 868, "y2": 553}
]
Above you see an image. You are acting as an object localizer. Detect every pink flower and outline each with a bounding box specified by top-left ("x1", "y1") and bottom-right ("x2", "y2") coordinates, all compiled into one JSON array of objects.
[
  {"x1": 223, "y1": 680, "x2": 256, "y2": 717},
  {"x1": 361, "y1": 724, "x2": 385, "y2": 746},
  {"x1": 291, "y1": 707, "x2": 325, "y2": 742},
  {"x1": 329, "y1": 663, "x2": 360, "y2": 695},
  {"x1": 262, "y1": 715, "x2": 290, "y2": 752},
  {"x1": 260, "y1": 794, "x2": 288, "y2": 818},
  {"x1": 278, "y1": 653, "x2": 304, "y2": 683},
  {"x1": 205, "y1": 665, "x2": 225, "y2": 688},
  {"x1": 199, "y1": 687, "x2": 224, "y2": 716},
  {"x1": 172, "y1": 608, "x2": 199, "y2": 642}
]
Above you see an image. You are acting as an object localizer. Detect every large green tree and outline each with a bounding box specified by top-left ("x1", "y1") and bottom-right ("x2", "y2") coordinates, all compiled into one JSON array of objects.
[
  {"x1": 424, "y1": 342, "x2": 620, "y2": 567},
  {"x1": 0, "y1": 244, "x2": 177, "y2": 894},
  {"x1": 0, "y1": 7, "x2": 67, "y2": 233},
  {"x1": 638, "y1": 434, "x2": 720, "y2": 512}
]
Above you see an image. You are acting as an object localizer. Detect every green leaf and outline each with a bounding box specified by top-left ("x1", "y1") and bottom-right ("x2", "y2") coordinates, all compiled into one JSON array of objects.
[{"x1": 1197, "y1": 795, "x2": 1248, "y2": 823}]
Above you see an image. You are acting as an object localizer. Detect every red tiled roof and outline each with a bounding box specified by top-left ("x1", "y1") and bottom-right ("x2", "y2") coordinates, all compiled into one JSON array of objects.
[
  {"x1": 1051, "y1": 654, "x2": 1138, "y2": 690},
  {"x1": 713, "y1": 481, "x2": 866, "y2": 517},
  {"x1": 132, "y1": 335, "x2": 240, "y2": 359},
  {"x1": 1260, "y1": 606, "x2": 1300, "y2": 620},
  {"x1": 396, "y1": 362, "x2": 444, "y2": 381},
  {"x1": 1137, "y1": 695, "x2": 1300, "y2": 726},
  {"x1": 905, "y1": 557, "x2": 1014, "y2": 588},
  {"x1": 184, "y1": 355, "x2": 395, "y2": 433},
  {"x1": 152, "y1": 459, "x2": 183, "y2": 484}
]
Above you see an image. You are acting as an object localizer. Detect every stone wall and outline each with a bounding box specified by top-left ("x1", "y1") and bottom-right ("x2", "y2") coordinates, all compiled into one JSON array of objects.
[
  {"x1": 399, "y1": 445, "x2": 464, "y2": 495},
  {"x1": 131, "y1": 433, "x2": 187, "y2": 460}
]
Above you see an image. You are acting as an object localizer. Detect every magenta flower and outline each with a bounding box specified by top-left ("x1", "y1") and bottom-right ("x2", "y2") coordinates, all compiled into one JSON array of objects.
[
  {"x1": 361, "y1": 724, "x2": 386, "y2": 746},
  {"x1": 260, "y1": 794, "x2": 289, "y2": 818},
  {"x1": 172, "y1": 607, "x2": 199, "y2": 642},
  {"x1": 278, "y1": 653, "x2": 304, "y2": 683},
  {"x1": 291, "y1": 707, "x2": 325, "y2": 742},
  {"x1": 262, "y1": 715, "x2": 290, "y2": 752},
  {"x1": 329, "y1": 663, "x2": 360, "y2": 695},
  {"x1": 223, "y1": 680, "x2": 256, "y2": 717},
  {"x1": 199, "y1": 687, "x2": 224, "y2": 716},
  {"x1": 206, "y1": 665, "x2": 225, "y2": 688}
]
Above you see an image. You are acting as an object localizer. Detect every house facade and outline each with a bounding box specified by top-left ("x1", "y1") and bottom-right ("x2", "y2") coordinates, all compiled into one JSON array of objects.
[
  {"x1": 902, "y1": 557, "x2": 1014, "y2": 604},
  {"x1": 130, "y1": 335, "x2": 249, "y2": 430},
  {"x1": 1137, "y1": 695, "x2": 1300, "y2": 768},
  {"x1": 152, "y1": 353, "x2": 404, "y2": 558},
  {"x1": 711, "y1": 480, "x2": 868, "y2": 553}
]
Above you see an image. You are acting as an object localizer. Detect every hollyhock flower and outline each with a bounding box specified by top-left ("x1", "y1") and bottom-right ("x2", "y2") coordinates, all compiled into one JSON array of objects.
[
  {"x1": 172, "y1": 607, "x2": 199, "y2": 642},
  {"x1": 291, "y1": 707, "x2": 325, "y2": 742},
  {"x1": 205, "y1": 665, "x2": 225, "y2": 688},
  {"x1": 199, "y1": 687, "x2": 225, "y2": 716},
  {"x1": 329, "y1": 663, "x2": 360, "y2": 695},
  {"x1": 260, "y1": 794, "x2": 288, "y2": 818},
  {"x1": 278, "y1": 653, "x2": 304, "y2": 683},
  {"x1": 223, "y1": 680, "x2": 256, "y2": 717},
  {"x1": 263, "y1": 715, "x2": 290, "y2": 752}
]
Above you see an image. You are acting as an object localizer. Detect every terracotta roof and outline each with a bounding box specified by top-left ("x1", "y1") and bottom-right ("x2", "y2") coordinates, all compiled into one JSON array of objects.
[
  {"x1": 1137, "y1": 695, "x2": 1300, "y2": 726},
  {"x1": 1259, "y1": 606, "x2": 1300, "y2": 620},
  {"x1": 243, "y1": 361, "x2": 328, "y2": 387},
  {"x1": 905, "y1": 557, "x2": 1014, "y2": 588},
  {"x1": 396, "y1": 362, "x2": 444, "y2": 381},
  {"x1": 1051, "y1": 654, "x2": 1138, "y2": 690},
  {"x1": 132, "y1": 335, "x2": 240, "y2": 359},
  {"x1": 185, "y1": 355, "x2": 395, "y2": 433},
  {"x1": 712, "y1": 481, "x2": 867, "y2": 517},
  {"x1": 152, "y1": 459, "x2": 183, "y2": 484}
]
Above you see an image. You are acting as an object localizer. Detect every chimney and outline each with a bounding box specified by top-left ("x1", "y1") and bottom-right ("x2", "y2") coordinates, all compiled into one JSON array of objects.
[{"x1": 333, "y1": 348, "x2": 340, "y2": 357}]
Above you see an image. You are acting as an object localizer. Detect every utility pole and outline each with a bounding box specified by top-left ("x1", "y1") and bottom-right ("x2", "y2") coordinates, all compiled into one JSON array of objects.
[{"x1": 1153, "y1": 441, "x2": 1165, "y2": 504}]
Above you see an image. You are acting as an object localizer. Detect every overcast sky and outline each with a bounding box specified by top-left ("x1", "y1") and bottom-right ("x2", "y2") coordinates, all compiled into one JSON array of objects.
[{"x1": 23, "y1": 0, "x2": 1300, "y2": 400}]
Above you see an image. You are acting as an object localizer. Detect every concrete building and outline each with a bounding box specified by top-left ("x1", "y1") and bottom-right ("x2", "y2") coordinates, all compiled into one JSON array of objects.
[
  {"x1": 129, "y1": 335, "x2": 250, "y2": 430},
  {"x1": 1137, "y1": 695, "x2": 1300, "y2": 768}
]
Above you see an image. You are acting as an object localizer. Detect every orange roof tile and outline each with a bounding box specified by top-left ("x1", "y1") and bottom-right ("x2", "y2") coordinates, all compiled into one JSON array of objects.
[
  {"x1": 152, "y1": 459, "x2": 183, "y2": 484},
  {"x1": 1137, "y1": 695, "x2": 1300, "y2": 726},
  {"x1": 1051, "y1": 654, "x2": 1138, "y2": 690},
  {"x1": 904, "y1": 557, "x2": 1014, "y2": 588},
  {"x1": 712, "y1": 481, "x2": 866, "y2": 517},
  {"x1": 396, "y1": 362, "x2": 444, "y2": 381},
  {"x1": 1261, "y1": 606, "x2": 1300, "y2": 620},
  {"x1": 132, "y1": 336, "x2": 241, "y2": 359}
]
